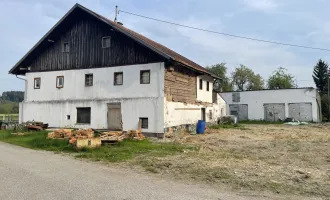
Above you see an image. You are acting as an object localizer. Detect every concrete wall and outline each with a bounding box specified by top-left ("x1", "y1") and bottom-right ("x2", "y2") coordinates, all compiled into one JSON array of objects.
[
  {"x1": 220, "y1": 88, "x2": 320, "y2": 122},
  {"x1": 164, "y1": 94, "x2": 225, "y2": 128},
  {"x1": 196, "y1": 75, "x2": 213, "y2": 103},
  {"x1": 25, "y1": 63, "x2": 164, "y2": 101},
  {"x1": 21, "y1": 63, "x2": 165, "y2": 132}
]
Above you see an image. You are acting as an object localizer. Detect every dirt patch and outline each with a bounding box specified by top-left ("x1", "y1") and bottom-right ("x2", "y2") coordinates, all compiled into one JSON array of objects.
[{"x1": 132, "y1": 124, "x2": 330, "y2": 198}]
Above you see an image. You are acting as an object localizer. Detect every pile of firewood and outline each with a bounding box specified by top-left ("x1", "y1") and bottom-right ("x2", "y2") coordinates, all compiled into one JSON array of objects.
[
  {"x1": 48, "y1": 129, "x2": 73, "y2": 139},
  {"x1": 72, "y1": 128, "x2": 94, "y2": 139},
  {"x1": 100, "y1": 131, "x2": 125, "y2": 142},
  {"x1": 126, "y1": 129, "x2": 145, "y2": 140}
]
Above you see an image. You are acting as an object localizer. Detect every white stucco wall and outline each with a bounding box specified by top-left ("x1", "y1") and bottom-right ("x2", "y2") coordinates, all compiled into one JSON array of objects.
[
  {"x1": 25, "y1": 63, "x2": 164, "y2": 101},
  {"x1": 20, "y1": 98, "x2": 164, "y2": 133},
  {"x1": 21, "y1": 63, "x2": 165, "y2": 132},
  {"x1": 220, "y1": 88, "x2": 320, "y2": 122},
  {"x1": 196, "y1": 75, "x2": 213, "y2": 103},
  {"x1": 164, "y1": 94, "x2": 225, "y2": 127}
]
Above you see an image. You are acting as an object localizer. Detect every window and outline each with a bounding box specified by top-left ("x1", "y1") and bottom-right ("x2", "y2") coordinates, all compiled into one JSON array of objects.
[
  {"x1": 140, "y1": 70, "x2": 150, "y2": 84},
  {"x1": 67, "y1": 115, "x2": 70, "y2": 120},
  {"x1": 140, "y1": 118, "x2": 148, "y2": 129},
  {"x1": 56, "y1": 76, "x2": 64, "y2": 88},
  {"x1": 199, "y1": 79, "x2": 203, "y2": 90},
  {"x1": 232, "y1": 93, "x2": 240, "y2": 103},
  {"x1": 102, "y1": 36, "x2": 111, "y2": 48},
  {"x1": 63, "y1": 42, "x2": 69, "y2": 53},
  {"x1": 77, "y1": 107, "x2": 91, "y2": 124},
  {"x1": 209, "y1": 110, "x2": 213, "y2": 120},
  {"x1": 34, "y1": 78, "x2": 41, "y2": 89},
  {"x1": 85, "y1": 74, "x2": 93, "y2": 86},
  {"x1": 114, "y1": 72, "x2": 123, "y2": 85},
  {"x1": 207, "y1": 81, "x2": 210, "y2": 91}
]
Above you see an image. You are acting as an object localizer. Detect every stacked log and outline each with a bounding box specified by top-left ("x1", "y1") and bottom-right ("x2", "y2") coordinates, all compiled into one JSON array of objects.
[
  {"x1": 126, "y1": 129, "x2": 145, "y2": 140},
  {"x1": 72, "y1": 128, "x2": 94, "y2": 139},
  {"x1": 100, "y1": 131, "x2": 125, "y2": 142},
  {"x1": 47, "y1": 129, "x2": 73, "y2": 139}
]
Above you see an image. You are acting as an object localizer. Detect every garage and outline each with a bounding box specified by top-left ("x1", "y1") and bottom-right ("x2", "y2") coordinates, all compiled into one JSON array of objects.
[
  {"x1": 264, "y1": 103, "x2": 285, "y2": 122},
  {"x1": 229, "y1": 104, "x2": 248, "y2": 120},
  {"x1": 289, "y1": 103, "x2": 313, "y2": 122}
]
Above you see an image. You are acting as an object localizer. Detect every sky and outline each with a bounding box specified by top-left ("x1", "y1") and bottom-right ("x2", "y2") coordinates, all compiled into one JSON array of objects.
[{"x1": 1, "y1": 0, "x2": 330, "y2": 93}]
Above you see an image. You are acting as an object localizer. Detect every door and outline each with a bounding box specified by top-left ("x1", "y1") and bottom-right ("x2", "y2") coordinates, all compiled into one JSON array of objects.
[
  {"x1": 108, "y1": 103, "x2": 122, "y2": 130},
  {"x1": 289, "y1": 103, "x2": 312, "y2": 121},
  {"x1": 264, "y1": 103, "x2": 285, "y2": 122},
  {"x1": 229, "y1": 104, "x2": 248, "y2": 120},
  {"x1": 201, "y1": 108, "x2": 206, "y2": 121}
]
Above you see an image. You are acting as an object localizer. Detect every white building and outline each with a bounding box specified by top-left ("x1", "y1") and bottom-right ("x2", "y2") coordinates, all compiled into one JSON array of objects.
[
  {"x1": 220, "y1": 88, "x2": 321, "y2": 122},
  {"x1": 10, "y1": 4, "x2": 226, "y2": 136}
]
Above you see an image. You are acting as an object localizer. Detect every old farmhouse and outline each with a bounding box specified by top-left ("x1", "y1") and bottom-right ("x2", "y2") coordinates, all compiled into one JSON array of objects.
[{"x1": 9, "y1": 4, "x2": 226, "y2": 136}]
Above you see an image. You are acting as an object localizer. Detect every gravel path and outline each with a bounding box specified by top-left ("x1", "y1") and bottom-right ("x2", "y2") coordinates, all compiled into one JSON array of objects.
[{"x1": 0, "y1": 142, "x2": 319, "y2": 200}]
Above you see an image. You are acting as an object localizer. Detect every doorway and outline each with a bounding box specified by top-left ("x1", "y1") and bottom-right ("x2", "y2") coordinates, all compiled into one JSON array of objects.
[
  {"x1": 107, "y1": 103, "x2": 122, "y2": 130},
  {"x1": 201, "y1": 108, "x2": 206, "y2": 121}
]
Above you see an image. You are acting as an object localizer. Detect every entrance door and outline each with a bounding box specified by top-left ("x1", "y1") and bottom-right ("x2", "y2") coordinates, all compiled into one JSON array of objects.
[
  {"x1": 229, "y1": 104, "x2": 248, "y2": 120},
  {"x1": 289, "y1": 103, "x2": 312, "y2": 121},
  {"x1": 264, "y1": 103, "x2": 285, "y2": 122},
  {"x1": 108, "y1": 103, "x2": 122, "y2": 130},
  {"x1": 201, "y1": 108, "x2": 206, "y2": 121}
]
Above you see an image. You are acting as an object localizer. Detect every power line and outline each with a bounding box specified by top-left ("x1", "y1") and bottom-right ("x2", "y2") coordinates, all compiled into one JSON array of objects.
[{"x1": 119, "y1": 10, "x2": 330, "y2": 52}]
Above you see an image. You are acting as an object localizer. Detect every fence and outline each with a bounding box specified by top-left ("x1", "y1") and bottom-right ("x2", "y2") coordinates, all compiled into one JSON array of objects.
[{"x1": 0, "y1": 114, "x2": 19, "y2": 122}]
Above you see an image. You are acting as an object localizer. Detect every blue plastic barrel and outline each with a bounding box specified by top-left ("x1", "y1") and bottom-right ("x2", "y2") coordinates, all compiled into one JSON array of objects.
[{"x1": 196, "y1": 120, "x2": 206, "y2": 134}]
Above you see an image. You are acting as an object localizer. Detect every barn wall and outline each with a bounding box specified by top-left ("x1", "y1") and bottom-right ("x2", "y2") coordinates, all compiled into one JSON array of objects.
[
  {"x1": 20, "y1": 98, "x2": 164, "y2": 133},
  {"x1": 220, "y1": 88, "x2": 320, "y2": 122},
  {"x1": 25, "y1": 63, "x2": 164, "y2": 101},
  {"x1": 29, "y1": 16, "x2": 164, "y2": 72}
]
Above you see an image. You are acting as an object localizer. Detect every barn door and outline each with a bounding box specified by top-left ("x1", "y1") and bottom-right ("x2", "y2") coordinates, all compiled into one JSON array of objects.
[
  {"x1": 289, "y1": 103, "x2": 312, "y2": 122},
  {"x1": 108, "y1": 103, "x2": 122, "y2": 130}
]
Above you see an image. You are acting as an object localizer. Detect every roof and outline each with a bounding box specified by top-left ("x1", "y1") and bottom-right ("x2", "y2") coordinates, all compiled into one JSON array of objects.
[
  {"x1": 220, "y1": 87, "x2": 315, "y2": 93},
  {"x1": 9, "y1": 4, "x2": 217, "y2": 78}
]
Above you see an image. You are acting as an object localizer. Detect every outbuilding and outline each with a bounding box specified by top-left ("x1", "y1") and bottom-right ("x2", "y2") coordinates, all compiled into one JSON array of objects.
[{"x1": 220, "y1": 88, "x2": 321, "y2": 122}]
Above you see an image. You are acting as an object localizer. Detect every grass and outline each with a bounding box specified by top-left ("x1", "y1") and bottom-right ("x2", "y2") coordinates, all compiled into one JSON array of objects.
[
  {"x1": 0, "y1": 130, "x2": 193, "y2": 163},
  {"x1": 208, "y1": 123, "x2": 248, "y2": 130},
  {"x1": 239, "y1": 120, "x2": 284, "y2": 125}
]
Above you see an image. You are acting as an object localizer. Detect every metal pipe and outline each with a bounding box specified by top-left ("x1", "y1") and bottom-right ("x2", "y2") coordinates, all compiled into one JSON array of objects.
[
  {"x1": 15, "y1": 75, "x2": 26, "y2": 81},
  {"x1": 328, "y1": 77, "x2": 330, "y2": 122}
]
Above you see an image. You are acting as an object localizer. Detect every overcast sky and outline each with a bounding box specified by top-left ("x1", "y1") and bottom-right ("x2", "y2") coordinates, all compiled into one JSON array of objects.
[{"x1": 1, "y1": 0, "x2": 330, "y2": 93}]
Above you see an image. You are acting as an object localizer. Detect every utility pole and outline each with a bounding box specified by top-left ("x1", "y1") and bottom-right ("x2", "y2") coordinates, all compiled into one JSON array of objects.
[
  {"x1": 114, "y1": 5, "x2": 118, "y2": 23},
  {"x1": 328, "y1": 77, "x2": 330, "y2": 122}
]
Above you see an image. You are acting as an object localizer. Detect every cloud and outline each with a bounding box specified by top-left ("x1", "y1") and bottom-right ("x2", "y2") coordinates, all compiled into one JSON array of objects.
[{"x1": 243, "y1": 0, "x2": 278, "y2": 11}]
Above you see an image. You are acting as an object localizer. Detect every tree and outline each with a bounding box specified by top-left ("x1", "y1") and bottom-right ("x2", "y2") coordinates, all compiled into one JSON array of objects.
[
  {"x1": 231, "y1": 65, "x2": 264, "y2": 91},
  {"x1": 313, "y1": 59, "x2": 329, "y2": 93},
  {"x1": 206, "y1": 63, "x2": 233, "y2": 92},
  {"x1": 267, "y1": 67, "x2": 295, "y2": 89}
]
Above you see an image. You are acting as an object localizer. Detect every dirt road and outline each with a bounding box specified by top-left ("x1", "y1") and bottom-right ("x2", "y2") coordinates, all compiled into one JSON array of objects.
[{"x1": 0, "y1": 142, "x2": 321, "y2": 200}]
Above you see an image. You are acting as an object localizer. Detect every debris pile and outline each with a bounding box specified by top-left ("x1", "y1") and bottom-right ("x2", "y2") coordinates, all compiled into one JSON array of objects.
[
  {"x1": 126, "y1": 129, "x2": 145, "y2": 140},
  {"x1": 100, "y1": 131, "x2": 126, "y2": 142},
  {"x1": 48, "y1": 129, "x2": 73, "y2": 139},
  {"x1": 72, "y1": 128, "x2": 94, "y2": 139}
]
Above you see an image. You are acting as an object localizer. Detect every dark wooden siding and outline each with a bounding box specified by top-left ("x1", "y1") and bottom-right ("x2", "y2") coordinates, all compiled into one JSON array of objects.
[
  {"x1": 29, "y1": 17, "x2": 164, "y2": 72},
  {"x1": 165, "y1": 65, "x2": 197, "y2": 103}
]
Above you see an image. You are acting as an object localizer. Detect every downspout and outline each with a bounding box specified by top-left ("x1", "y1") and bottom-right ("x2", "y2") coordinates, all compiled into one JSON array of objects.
[{"x1": 15, "y1": 75, "x2": 26, "y2": 124}]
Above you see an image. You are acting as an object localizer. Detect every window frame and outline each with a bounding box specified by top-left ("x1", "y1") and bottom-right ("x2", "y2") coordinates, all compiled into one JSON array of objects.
[
  {"x1": 102, "y1": 36, "x2": 111, "y2": 48},
  {"x1": 85, "y1": 74, "x2": 93, "y2": 87},
  {"x1": 207, "y1": 81, "x2": 210, "y2": 91},
  {"x1": 63, "y1": 42, "x2": 70, "y2": 53},
  {"x1": 199, "y1": 78, "x2": 203, "y2": 90},
  {"x1": 56, "y1": 76, "x2": 64, "y2": 88},
  {"x1": 76, "y1": 107, "x2": 91, "y2": 124},
  {"x1": 140, "y1": 70, "x2": 150, "y2": 84},
  {"x1": 114, "y1": 72, "x2": 123, "y2": 86},
  {"x1": 140, "y1": 117, "x2": 148, "y2": 129},
  {"x1": 34, "y1": 77, "x2": 41, "y2": 89}
]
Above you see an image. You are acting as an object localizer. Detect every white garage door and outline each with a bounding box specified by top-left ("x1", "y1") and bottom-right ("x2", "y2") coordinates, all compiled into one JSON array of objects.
[{"x1": 288, "y1": 103, "x2": 312, "y2": 122}]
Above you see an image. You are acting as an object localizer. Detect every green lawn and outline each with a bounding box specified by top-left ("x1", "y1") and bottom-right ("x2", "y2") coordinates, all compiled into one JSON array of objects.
[{"x1": 0, "y1": 130, "x2": 193, "y2": 162}]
